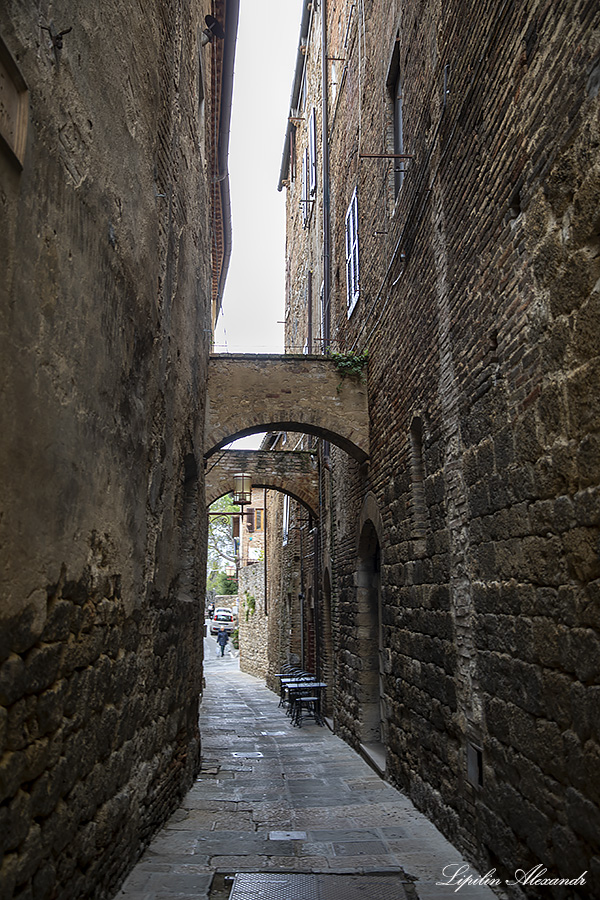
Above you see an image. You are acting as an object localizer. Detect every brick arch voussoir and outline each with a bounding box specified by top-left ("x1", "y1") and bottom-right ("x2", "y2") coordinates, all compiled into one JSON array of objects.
[
  {"x1": 204, "y1": 410, "x2": 368, "y2": 462},
  {"x1": 208, "y1": 485, "x2": 317, "y2": 519}
]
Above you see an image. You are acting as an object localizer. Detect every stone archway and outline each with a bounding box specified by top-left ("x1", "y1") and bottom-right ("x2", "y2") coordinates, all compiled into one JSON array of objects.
[
  {"x1": 205, "y1": 449, "x2": 319, "y2": 518},
  {"x1": 205, "y1": 354, "x2": 369, "y2": 462}
]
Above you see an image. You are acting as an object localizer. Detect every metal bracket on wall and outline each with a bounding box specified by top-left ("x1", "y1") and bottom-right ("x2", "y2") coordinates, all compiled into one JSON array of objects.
[{"x1": 41, "y1": 22, "x2": 72, "y2": 65}]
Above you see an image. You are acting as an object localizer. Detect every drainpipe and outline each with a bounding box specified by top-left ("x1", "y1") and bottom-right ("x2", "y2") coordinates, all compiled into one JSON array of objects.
[
  {"x1": 263, "y1": 488, "x2": 268, "y2": 615},
  {"x1": 321, "y1": 0, "x2": 331, "y2": 350},
  {"x1": 313, "y1": 526, "x2": 320, "y2": 681},
  {"x1": 215, "y1": 0, "x2": 240, "y2": 320},
  {"x1": 299, "y1": 526, "x2": 305, "y2": 668}
]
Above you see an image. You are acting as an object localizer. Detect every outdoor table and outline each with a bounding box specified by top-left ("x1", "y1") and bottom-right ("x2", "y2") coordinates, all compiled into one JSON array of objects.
[
  {"x1": 275, "y1": 672, "x2": 313, "y2": 707},
  {"x1": 285, "y1": 681, "x2": 327, "y2": 726}
]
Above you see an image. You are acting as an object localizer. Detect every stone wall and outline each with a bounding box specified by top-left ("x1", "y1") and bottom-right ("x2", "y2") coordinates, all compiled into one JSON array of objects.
[
  {"x1": 278, "y1": 0, "x2": 600, "y2": 894},
  {"x1": 0, "y1": 0, "x2": 219, "y2": 896},
  {"x1": 238, "y1": 562, "x2": 267, "y2": 680}
]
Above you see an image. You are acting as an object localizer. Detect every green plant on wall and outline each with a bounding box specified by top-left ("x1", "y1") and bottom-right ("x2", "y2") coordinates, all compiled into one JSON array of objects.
[
  {"x1": 330, "y1": 350, "x2": 368, "y2": 392},
  {"x1": 244, "y1": 591, "x2": 256, "y2": 622}
]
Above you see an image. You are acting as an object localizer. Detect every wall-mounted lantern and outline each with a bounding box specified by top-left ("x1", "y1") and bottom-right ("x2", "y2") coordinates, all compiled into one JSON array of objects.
[{"x1": 232, "y1": 473, "x2": 252, "y2": 508}]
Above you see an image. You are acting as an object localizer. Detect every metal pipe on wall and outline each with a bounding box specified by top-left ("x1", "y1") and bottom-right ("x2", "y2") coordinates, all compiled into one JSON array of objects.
[{"x1": 321, "y1": 0, "x2": 331, "y2": 349}]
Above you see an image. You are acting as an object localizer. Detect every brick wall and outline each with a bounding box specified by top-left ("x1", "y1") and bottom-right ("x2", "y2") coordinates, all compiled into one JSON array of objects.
[{"x1": 279, "y1": 0, "x2": 600, "y2": 893}]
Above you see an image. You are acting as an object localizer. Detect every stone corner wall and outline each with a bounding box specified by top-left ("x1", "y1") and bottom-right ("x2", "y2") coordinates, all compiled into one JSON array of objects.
[
  {"x1": 238, "y1": 564, "x2": 268, "y2": 680},
  {"x1": 0, "y1": 0, "x2": 213, "y2": 896},
  {"x1": 0, "y1": 567, "x2": 204, "y2": 900}
]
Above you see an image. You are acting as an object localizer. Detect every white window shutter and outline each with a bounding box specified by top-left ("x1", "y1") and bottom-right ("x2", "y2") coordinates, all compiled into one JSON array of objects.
[
  {"x1": 309, "y1": 107, "x2": 317, "y2": 196},
  {"x1": 301, "y1": 148, "x2": 309, "y2": 226},
  {"x1": 345, "y1": 189, "x2": 359, "y2": 315}
]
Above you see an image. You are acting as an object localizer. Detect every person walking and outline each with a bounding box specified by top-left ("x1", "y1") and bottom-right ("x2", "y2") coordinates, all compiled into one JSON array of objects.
[{"x1": 216, "y1": 625, "x2": 229, "y2": 657}]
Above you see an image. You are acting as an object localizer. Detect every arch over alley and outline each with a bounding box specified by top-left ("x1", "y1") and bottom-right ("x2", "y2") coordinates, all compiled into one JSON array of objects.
[
  {"x1": 205, "y1": 448, "x2": 319, "y2": 518},
  {"x1": 204, "y1": 354, "x2": 369, "y2": 462}
]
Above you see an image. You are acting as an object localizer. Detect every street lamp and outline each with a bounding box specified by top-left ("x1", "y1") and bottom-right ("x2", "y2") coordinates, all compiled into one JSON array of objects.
[{"x1": 232, "y1": 472, "x2": 252, "y2": 509}]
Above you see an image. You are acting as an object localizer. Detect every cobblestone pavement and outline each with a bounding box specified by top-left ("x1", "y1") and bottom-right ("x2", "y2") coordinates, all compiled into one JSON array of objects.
[{"x1": 116, "y1": 634, "x2": 501, "y2": 900}]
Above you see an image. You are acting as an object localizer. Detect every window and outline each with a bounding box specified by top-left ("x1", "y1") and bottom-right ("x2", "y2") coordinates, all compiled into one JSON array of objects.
[
  {"x1": 301, "y1": 148, "x2": 309, "y2": 226},
  {"x1": 387, "y1": 36, "x2": 405, "y2": 198},
  {"x1": 345, "y1": 188, "x2": 360, "y2": 315},
  {"x1": 289, "y1": 125, "x2": 297, "y2": 184},
  {"x1": 255, "y1": 509, "x2": 264, "y2": 531},
  {"x1": 308, "y1": 107, "x2": 317, "y2": 197},
  {"x1": 282, "y1": 495, "x2": 290, "y2": 545},
  {"x1": 301, "y1": 108, "x2": 317, "y2": 228},
  {"x1": 467, "y1": 742, "x2": 484, "y2": 788}
]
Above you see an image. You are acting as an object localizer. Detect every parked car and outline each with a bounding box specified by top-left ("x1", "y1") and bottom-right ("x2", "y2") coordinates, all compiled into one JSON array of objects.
[{"x1": 210, "y1": 608, "x2": 236, "y2": 635}]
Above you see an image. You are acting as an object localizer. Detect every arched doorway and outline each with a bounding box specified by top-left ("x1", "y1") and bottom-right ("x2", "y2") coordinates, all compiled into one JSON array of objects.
[{"x1": 356, "y1": 519, "x2": 386, "y2": 773}]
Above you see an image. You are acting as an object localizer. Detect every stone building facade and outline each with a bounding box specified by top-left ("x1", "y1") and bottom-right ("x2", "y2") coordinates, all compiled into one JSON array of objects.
[
  {"x1": 237, "y1": 557, "x2": 267, "y2": 680},
  {"x1": 270, "y1": 0, "x2": 600, "y2": 895},
  {"x1": 0, "y1": 1, "x2": 238, "y2": 897}
]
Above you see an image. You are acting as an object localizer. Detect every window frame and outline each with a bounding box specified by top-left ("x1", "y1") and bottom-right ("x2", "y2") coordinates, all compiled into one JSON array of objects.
[
  {"x1": 308, "y1": 106, "x2": 317, "y2": 198},
  {"x1": 387, "y1": 35, "x2": 405, "y2": 199},
  {"x1": 282, "y1": 495, "x2": 290, "y2": 545},
  {"x1": 301, "y1": 147, "x2": 309, "y2": 226}
]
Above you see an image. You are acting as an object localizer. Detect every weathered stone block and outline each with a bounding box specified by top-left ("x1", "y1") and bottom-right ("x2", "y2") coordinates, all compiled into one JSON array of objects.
[
  {"x1": 0, "y1": 655, "x2": 26, "y2": 707},
  {"x1": 574, "y1": 486, "x2": 600, "y2": 526},
  {"x1": 563, "y1": 527, "x2": 600, "y2": 582},
  {"x1": 531, "y1": 228, "x2": 563, "y2": 285},
  {"x1": 0, "y1": 852, "x2": 18, "y2": 900},
  {"x1": 6, "y1": 695, "x2": 38, "y2": 751},
  {"x1": 485, "y1": 696, "x2": 511, "y2": 743},
  {"x1": 468, "y1": 481, "x2": 491, "y2": 518},
  {"x1": 541, "y1": 669, "x2": 571, "y2": 729},
  {"x1": 533, "y1": 450, "x2": 577, "y2": 501},
  {"x1": 567, "y1": 357, "x2": 600, "y2": 434},
  {"x1": 550, "y1": 823, "x2": 592, "y2": 879},
  {"x1": 509, "y1": 464, "x2": 536, "y2": 502},
  {"x1": 493, "y1": 427, "x2": 515, "y2": 470},
  {"x1": 522, "y1": 535, "x2": 567, "y2": 584},
  {"x1": 561, "y1": 628, "x2": 600, "y2": 683},
  {"x1": 14, "y1": 822, "x2": 43, "y2": 886},
  {"x1": 41, "y1": 601, "x2": 73, "y2": 643},
  {"x1": 531, "y1": 618, "x2": 561, "y2": 667},
  {"x1": 31, "y1": 861, "x2": 56, "y2": 900},
  {"x1": 2, "y1": 789, "x2": 31, "y2": 853},
  {"x1": 549, "y1": 250, "x2": 597, "y2": 317},
  {"x1": 36, "y1": 682, "x2": 66, "y2": 736},
  {"x1": 573, "y1": 288, "x2": 600, "y2": 363},
  {"x1": 24, "y1": 645, "x2": 62, "y2": 697}
]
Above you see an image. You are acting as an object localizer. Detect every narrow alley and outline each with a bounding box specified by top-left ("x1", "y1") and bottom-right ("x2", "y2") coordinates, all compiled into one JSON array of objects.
[
  {"x1": 116, "y1": 631, "x2": 498, "y2": 900},
  {"x1": 2, "y1": 1, "x2": 599, "y2": 897}
]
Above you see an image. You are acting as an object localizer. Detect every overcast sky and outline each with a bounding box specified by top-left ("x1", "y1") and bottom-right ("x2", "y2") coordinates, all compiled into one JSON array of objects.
[{"x1": 213, "y1": 0, "x2": 303, "y2": 356}]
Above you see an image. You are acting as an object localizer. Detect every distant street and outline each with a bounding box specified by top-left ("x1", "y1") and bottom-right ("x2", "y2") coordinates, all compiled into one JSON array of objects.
[{"x1": 203, "y1": 620, "x2": 240, "y2": 673}]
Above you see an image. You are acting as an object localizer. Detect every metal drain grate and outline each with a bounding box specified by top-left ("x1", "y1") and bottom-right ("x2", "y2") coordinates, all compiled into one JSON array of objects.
[{"x1": 229, "y1": 873, "x2": 409, "y2": 900}]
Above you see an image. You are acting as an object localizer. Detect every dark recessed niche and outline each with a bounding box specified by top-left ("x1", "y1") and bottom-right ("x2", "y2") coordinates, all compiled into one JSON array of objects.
[
  {"x1": 509, "y1": 188, "x2": 522, "y2": 219},
  {"x1": 467, "y1": 741, "x2": 484, "y2": 788}
]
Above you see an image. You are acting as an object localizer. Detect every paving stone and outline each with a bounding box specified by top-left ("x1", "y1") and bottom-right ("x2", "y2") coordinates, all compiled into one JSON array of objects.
[
  {"x1": 116, "y1": 664, "x2": 498, "y2": 899},
  {"x1": 332, "y1": 841, "x2": 388, "y2": 857},
  {"x1": 311, "y1": 828, "x2": 381, "y2": 842},
  {"x1": 143, "y1": 873, "x2": 212, "y2": 893}
]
